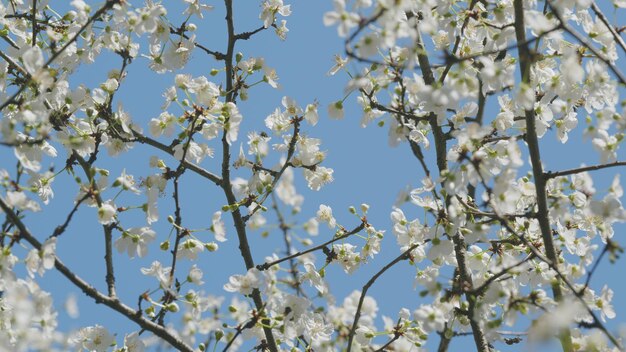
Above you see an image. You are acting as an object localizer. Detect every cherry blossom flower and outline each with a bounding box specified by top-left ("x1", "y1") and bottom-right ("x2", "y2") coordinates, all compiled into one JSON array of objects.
[
  {"x1": 323, "y1": 0, "x2": 359, "y2": 37},
  {"x1": 123, "y1": 331, "x2": 146, "y2": 352},
  {"x1": 301, "y1": 262, "x2": 326, "y2": 294},
  {"x1": 327, "y1": 100, "x2": 344, "y2": 119},
  {"x1": 304, "y1": 166, "x2": 334, "y2": 190},
  {"x1": 75, "y1": 325, "x2": 115, "y2": 352},
  {"x1": 187, "y1": 265, "x2": 204, "y2": 285},
  {"x1": 316, "y1": 204, "x2": 336, "y2": 228},
  {"x1": 97, "y1": 201, "x2": 117, "y2": 225},
  {"x1": 301, "y1": 312, "x2": 334, "y2": 342},
  {"x1": 260, "y1": 0, "x2": 291, "y2": 28},
  {"x1": 211, "y1": 211, "x2": 227, "y2": 242},
  {"x1": 595, "y1": 285, "x2": 616, "y2": 322},
  {"x1": 114, "y1": 169, "x2": 140, "y2": 194},
  {"x1": 304, "y1": 102, "x2": 319, "y2": 125},
  {"x1": 224, "y1": 268, "x2": 263, "y2": 295},
  {"x1": 25, "y1": 238, "x2": 56, "y2": 278},
  {"x1": 178, "y1": 239, "x2": 205, "y2": 260},
  {"x1": 182, "y1": 0, "x2": 213, "y2": 18},
  {"x1": 141, "y1": 261, "x2": 172, "y2": 288},
  {"x1": 413, "y1": 304, "x2": 446, "y2": 333},
  {"x1": 115, "y1": 227, "x2": 156, "y2": 258},
  {"x1": 328, "y1": 55, "x2": 349, "y2": 76}
]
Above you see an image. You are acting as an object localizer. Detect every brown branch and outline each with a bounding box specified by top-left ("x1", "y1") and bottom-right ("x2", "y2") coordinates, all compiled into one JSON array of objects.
[
  {"x1": 443, "y1": 26, "x2": 561, "y2": 68},
  {"x1": 74, "y1": 153, "x2": 117, "y2": 298},
  {"x1": 374, "y1": 334, "x2": 401, "y2": 352},
  {"x1": 544, "y1": 161, "x2": 626, "y2": 179},
  {"x1": 1, "y1": 35, "x2": 20, "y2": 49},
  {"x1": 235, "y1": 25, "x2": 267, "y2": 41},
  {"x1": 414, "y1": 22, "x2": 490, "y2": 352},
  {"x1": 129, "y1": 129, "x2": 222, "y2": 186},
  {"x1": 590, "y1": 2, "x2": 626, "y2": 57},
  {"x1": 0, "y1": 49, "x2": 28, "y2": 77},
  {"x1": 169, "y1": 26, "x2": 226, "y2": 60},
  {"x1": 495, "y1": 214, "x2": 624, "y2": 351},
  {"x1": 31, "y1": 0, "x2": 37, "y2": 47},
  {"x1": 548, "y1": 1, "x2": 626, "y2": 86},
  {"x1": 343, "y1": 9, "x2": 387, "y2": 67},
  {"x1": 439, "y1": 0, "x2": 479, "y2": 84},
  {"x1": 437, "y1": 336, "x2": 452, "y2": 352},
  {"x1": 437, "y1": 322, "x2": 452, "y2": 352},
  {"x1": 0, "y1": 0, "x2": 121, "y2": 112},
  {"x1": 0, "y1": 137, "x2": 48, "y2": 147},
  {"x1": 222, "y1": 317, "x2": 258, "y2": 352},
  {"x1": 465, "y1": 154, "x2": 623, "y2": 350},
  {"x1": 256, "y1": 222, "x2": 366, "y2": 271},
  {"x1": 0, "y1": 197, "x2": 195, "y2": 352},
  {"x1": 469, "y1": 254, "x2": 534, "y2": 295},
  {"x1": 152, "y1": 115, "x2": 203, "y2": 326},
  {"x1": 221, "y1": 1, "x2": 278, "y2": 350},
  {"x1": 270, "y1": 194, "x2": 306, "y2": 296},
  {"x1": 346, "y1": 243, "x2": 420, "y2": 352},
  {"x1": 243, "y1": 117, "x2": 301, "y2": 221},
  {"x1": 513, "y1": 2, "x2": 572, "y2": 349},
  {"x1": 580, "y1": 242, "x2": 610, "y2": 294}
]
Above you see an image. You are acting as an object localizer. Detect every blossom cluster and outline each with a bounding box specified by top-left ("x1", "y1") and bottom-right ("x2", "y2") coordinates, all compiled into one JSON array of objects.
[{"x1": 0, "y1": 0, "x2": 625, "y2": 352}]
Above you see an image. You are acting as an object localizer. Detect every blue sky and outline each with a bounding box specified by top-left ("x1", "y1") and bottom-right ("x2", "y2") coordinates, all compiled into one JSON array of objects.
[{"x1": 4, "y1": 1, "x2": 626, "y2": 351}]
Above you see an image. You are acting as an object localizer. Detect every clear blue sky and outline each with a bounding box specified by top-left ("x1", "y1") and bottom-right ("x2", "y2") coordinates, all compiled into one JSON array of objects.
[{"x1": 5, "y1": 1, "x2": 625, "y2": 351}]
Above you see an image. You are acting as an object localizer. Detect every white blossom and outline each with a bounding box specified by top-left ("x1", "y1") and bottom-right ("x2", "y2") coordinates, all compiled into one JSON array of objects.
[{"x1": 224, "y1": 268, "x2": 263, "y2": 295}]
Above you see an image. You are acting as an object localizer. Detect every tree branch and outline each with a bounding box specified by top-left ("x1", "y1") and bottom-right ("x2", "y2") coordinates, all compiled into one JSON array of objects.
[
  {"x1": 74, "y1": 153, "x2": 117, "y2": 298},
  {"x1": 129, "y1": 129, "x2": 222, "y2": 186},
  {"x1": 0, "y1": 196, "x2": 195, "y2": 352},
  {"x1": 590, "y1": 2, "x2": 626, "y2": 57},
  {"x1": 414, "y1": 23, "x2": 490, "y2": 352},
  {"x1": 513, "y1": 2, "x2": 572, "y2": 349},
  {"x1": 257, "y1": 222, "x2": 366, "y2": 271},
  {"x1": 548, "y1": 1, "x2": 626, "y2": 86},
  {"x1": 0, "y1": 0, "x2": 121, "y2": 112},
  {"x1": 346, "y1": 243, "x2": 420, "y2": 352},
  {"x1": 221, "y1": 1, "x2": 278, "y2": 350},
  {"x1": 544, "y1": 161, "x2": 626, "y2": 179}
]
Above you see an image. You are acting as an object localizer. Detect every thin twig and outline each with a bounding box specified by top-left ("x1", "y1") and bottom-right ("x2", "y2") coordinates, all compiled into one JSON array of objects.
[
  {"x1": 0, "y1": 197, "x2": 195, "y2": 352},
  {"x1": 49, "y1": 193, "x2": 90, "y2": 239},
  {"x1": 0, "y1": 0, "x2": 121, "y2": 111},
  {"x1": 346, "y1": 243, "x2": 420, "y2": 352},
  {"x1": 243, "y1": 118, "x2": 301, "y2": 221},
  {"x1": 544, "y1": 161, "x2": 626, "y2": 179},
  {"x1": 439, "y1": 0, "x2": 479, "y2": 84},
  {"x1": 74, "y1": 153, "x2": 117, "y2": 298},
  {"x1": 414, "y1": 21, "x2": 490, "y2": 352},
  {"x1": 129, "y1": 129, "x2": 222, "y2": 186},
  {"x1": 221, "y1": 1, "x2": 278, "y2": 350},
  {"x1": 548, "y1": 1, "x2": 626, "y2": 86},
  {"x1": 271, "y1": 194, "x2": 306, "y2": 296},
  {"x1": 513, "y1": 2, "x2": 572, "y2": 348},
  {"x1": 591, "y1": 2, "x2": 626, "y2": 57},
  {"x1": 257, "y1": 222, "x2": 366, "y2": 271}
]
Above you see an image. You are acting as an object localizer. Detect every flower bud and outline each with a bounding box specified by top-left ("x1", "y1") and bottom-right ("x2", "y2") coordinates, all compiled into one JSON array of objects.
[
  {"x1": 205, "y1": 242, "x2": 218, "y2": 252},
  {"x1": 166, "y1": 303, "x2": 179, "y2": 312}
]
